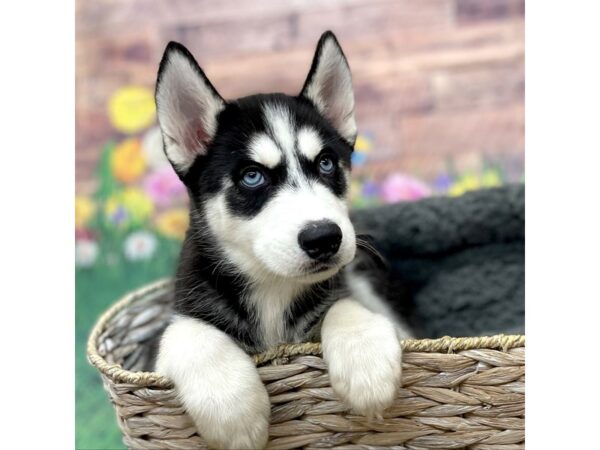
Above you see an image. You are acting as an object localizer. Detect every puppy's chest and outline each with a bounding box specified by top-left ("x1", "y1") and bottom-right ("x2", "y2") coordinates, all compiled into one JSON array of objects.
[{"x1": 245, "y1": 285, "x2": 333, "y2": 350}]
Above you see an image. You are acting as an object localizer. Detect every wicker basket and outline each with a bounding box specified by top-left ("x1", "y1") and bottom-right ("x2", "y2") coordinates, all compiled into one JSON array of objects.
[{"x1": 87, "y1": 279, "x2": 525, "y2": 449}]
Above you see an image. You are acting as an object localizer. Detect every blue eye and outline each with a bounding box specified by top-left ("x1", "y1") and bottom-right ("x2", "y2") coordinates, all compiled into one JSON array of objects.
[
  {"x1": 318, "y1": 155, "x2": 335, "y2": 175},
  {"x1": 240, "y1": 168, "x2": 266, "y2": 188}
]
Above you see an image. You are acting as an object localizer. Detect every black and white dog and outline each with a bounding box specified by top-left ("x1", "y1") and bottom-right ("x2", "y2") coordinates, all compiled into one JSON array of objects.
[{"x1": 154, "y1": 31, "x2": 412, "y2": 449}]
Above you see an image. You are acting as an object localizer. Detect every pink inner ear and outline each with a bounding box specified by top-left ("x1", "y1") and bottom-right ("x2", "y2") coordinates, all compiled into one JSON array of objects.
[
  {"x1": 182, "y1": 119, "x2": 210, "y2": 156},
  {"x1": 196, "y1": 126, "x2": 209, "y2": 145}
]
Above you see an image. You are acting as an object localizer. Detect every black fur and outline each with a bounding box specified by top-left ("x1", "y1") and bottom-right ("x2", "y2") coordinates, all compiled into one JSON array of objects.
[
  {"x1": 173, "y1": 214, "x2": 355, "y2": 352},
  {"x1": 180, "y1": 94, "x2": 352, "y2": 219}
]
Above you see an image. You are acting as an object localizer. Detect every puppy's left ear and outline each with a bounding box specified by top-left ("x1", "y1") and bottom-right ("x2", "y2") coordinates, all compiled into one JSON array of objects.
[
  {"x1": 300, "y1": 31, "x2": 357, "y2": 146},
  {"x1": 155, "y1": 42, "x2": 225, "y2": 177}
]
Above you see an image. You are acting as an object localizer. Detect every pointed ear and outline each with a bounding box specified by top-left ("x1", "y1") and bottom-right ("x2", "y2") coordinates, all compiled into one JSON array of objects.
[
  {"x1": 155, "y1": 42, "x2": 225, "y2": 175},
  {"x1": 300, "y1": 31, "x2": 357, "y2": 146}
]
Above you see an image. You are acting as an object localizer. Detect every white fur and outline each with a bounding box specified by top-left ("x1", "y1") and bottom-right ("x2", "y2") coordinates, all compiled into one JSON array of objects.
[
  {"x1": 204, "y1": 181, "x2": 356, "y2": 283},
  {"x1": 262, "y1": 103, "x2": 296, "y2": 152},
  {"x1": 156, "y1": 316, "x2": 270, "y2": 449},
  {"x1": 251, "y1": 182, "x2": 356, "y2": 279},
  {"x1": 262, "y1": 103, "x2": 304, "y2": 182},
  {"x1": 302, "y1": 37, "x2": 357, "y2": 144},
  {"x1": 297, "y1": 127, "x2": 323, "y2": 161},
  {"x1": 244, "y1": 279, "x2": 305, "y2": 348},
  {"x1": 321, "y1": 298, "x2": 403, "y2": 417},
  {"x1": 248, "y1": 133, "x2": 282, "y2": 169},
  {"x1": 203, "y1": 102, "x2": 355, "y2": 287},
  {"x1": 155, "y1": 50, "x2": 225, "y2": 172},
  {"x1": 346, "y1": 271, "x2": 413, "y2": 340},
  {"x1": 203, "y1": 178, "x2": 356, "y2": 348}
]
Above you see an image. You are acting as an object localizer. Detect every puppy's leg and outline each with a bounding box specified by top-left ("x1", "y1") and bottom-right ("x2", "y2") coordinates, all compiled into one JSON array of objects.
[
  {"x1": 156, "y1": 316, "x2": 270, "y2": 449},
  {"x1": 321, "y1": 298, "x2": 402, "y2": 417},
  {"x1": 346, "y1": 272, "x2": 414, "y2": 340}
]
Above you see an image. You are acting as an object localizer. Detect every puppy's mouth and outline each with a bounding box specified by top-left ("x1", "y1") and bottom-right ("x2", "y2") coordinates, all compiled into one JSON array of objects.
[
  {"x1": 307, "y1": 262, "x2": 335, "y2": 274},
  {"x1": 299, "y1": 261, "x2": 340, "y2": 281}
]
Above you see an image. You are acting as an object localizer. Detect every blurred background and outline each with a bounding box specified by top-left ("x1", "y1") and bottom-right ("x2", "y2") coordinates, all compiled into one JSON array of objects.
[{"x1": 76, "y1": 0, "x2": 524, "y2": 448}]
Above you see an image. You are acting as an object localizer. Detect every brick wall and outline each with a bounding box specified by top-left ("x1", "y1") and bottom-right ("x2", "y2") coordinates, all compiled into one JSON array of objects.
[{"x1": 76, "y1": 0, "x2": 524, "y2": 193}]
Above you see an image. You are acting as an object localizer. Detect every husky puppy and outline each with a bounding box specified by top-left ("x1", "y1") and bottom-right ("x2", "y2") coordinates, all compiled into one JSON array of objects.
[{"x1": 154, "y1": 31, "x2": 412, "y2": 449}]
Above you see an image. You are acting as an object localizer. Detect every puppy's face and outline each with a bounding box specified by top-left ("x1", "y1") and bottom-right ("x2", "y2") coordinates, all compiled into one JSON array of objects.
[{"x1": 156, "y1": 32, "x2": 358, "y2": 283}]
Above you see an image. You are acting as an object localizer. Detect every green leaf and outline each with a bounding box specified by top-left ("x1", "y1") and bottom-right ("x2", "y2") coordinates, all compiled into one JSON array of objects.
[{"x1": 95, "y1": 140, "x2": 118, "y2": 200}]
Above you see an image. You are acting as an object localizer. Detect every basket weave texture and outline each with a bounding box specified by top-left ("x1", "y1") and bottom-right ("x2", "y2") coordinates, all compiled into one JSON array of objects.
[{"x1": 88, "y1": 279, "x2": 525, "y2": 450}]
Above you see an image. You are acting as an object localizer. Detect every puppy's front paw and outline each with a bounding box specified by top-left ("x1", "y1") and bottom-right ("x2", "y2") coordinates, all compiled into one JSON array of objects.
[
  {"x1": 322, "y1": 300, "x2": 402, "y2": 417},
  {"x1": 195, "y1": 384, "x2": 270, "y2": 450},
  {"x1": 156, "y1": 317, "x2": 271, "y2": 449}
]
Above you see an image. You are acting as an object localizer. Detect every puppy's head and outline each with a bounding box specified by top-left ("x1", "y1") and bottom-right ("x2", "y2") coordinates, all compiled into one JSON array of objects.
[{"x1": 155, "y1": 31, "x2": 357, "y2": 284}]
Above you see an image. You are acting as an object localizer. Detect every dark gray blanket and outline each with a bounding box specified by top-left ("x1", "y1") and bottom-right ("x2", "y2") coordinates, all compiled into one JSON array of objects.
[{"x1": 351, "y1": 184, "x2": 524, "y2": 338}]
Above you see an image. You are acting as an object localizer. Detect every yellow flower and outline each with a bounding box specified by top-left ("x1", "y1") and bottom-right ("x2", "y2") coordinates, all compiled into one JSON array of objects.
[
  {"x1": 104, "y1": 188, "x2": 154, "y2": 229},
  {"x1": 121, "y1": 188, "x2": 154, "y2": 222},
  {"x1": 155, "y1": 209, "x2": 189, "y2": 241},
  {"x1": 354, "y1": 134, "x2": 372, "y2": 153},
  {"x1": 449, "y1": 174, "x2": 481, "y2": 197},
  {"x1": 481, "y1": 169, "x2": 502, "y2": 188},
  {"x1": 108, "y1": 86, "x2": 156, "y2": 134},
  {"x1": 350, "y1": 180, "x2": 362, "y2": 200},
  {"x1": 75, "y1": 196, "x2": 96, "y2": 228},
  {"x1": 111, "y1": 138, "x2": 146, "y2": 183}
]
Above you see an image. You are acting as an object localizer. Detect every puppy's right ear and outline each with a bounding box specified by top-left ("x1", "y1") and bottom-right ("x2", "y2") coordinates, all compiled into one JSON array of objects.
[{"x1": 155, "y1": 42, "x2": 225, "y2": 176}]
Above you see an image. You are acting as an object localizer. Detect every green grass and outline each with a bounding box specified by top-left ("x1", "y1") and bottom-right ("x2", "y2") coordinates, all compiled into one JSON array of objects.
[{"x1": 75, "y1": 237, "x2": 180, "y2": 450}]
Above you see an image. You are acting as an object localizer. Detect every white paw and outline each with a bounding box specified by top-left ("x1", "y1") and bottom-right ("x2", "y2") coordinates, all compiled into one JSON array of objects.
[
  {"x1": 192, "y1": 386, "x2": 270, "y2": 450},
  {"x1": 156, "y1": 317, "x2": 271, "y2": 449},
  {"x1": 322, "y1": 299, "x2": 402, "y2": 417}
]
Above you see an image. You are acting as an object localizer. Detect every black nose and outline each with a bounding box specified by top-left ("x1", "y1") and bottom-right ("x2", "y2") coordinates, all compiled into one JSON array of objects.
[{"x1": 298, "y1": 220, "x2": 342, "y2": 261}]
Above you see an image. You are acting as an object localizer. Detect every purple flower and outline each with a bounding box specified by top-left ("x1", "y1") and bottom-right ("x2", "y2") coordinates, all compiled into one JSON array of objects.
[
  {"x1": 362, "y1": 180, "x2": 380, "y2": 198},
  {"x1": 113, "y1": 206, "x2": 128, "y2": 226},
  {"x1": 434, "y1": 173, "x2": 453, "y2": 192}
]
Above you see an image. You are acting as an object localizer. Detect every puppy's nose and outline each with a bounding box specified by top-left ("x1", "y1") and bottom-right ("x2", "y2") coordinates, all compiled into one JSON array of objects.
[{"x1": 298, "y1": 220, "x2": 342, "y2": 261}]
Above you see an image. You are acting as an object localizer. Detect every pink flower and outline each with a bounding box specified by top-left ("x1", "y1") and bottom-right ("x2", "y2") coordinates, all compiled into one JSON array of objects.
[
  {"x1": 380, "y1": 173, "x2": 432, "y2": 203},
  {"x1": 142, "y1": 167, "x2": 186, "y2": 207},
  {"x1": 75, "y1": 228, "x2": 96, "y2": 241}
]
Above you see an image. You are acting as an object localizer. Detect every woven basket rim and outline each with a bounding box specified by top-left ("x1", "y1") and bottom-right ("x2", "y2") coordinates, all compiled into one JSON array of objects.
[{"x1": 87, "y1": 278, "x2": 525, "y2": 389}]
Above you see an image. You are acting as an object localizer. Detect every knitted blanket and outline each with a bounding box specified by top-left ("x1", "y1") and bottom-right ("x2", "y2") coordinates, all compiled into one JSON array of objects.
[{"x1": 351, "y1": 184, "x2": 525, "y2": 338}]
